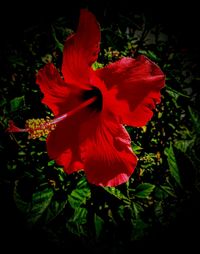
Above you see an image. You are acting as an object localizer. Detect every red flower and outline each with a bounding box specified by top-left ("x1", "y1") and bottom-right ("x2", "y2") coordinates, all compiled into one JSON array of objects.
[{"x1": 7, "y1": 9, "x2": 165, "y2": 186}]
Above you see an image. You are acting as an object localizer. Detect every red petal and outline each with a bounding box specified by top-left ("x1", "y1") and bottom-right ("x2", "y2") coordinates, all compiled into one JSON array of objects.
[
  {"x1": 62, "y1": 9, "x2": 101, "y2": 85},
  {"x1": 46, "y1": 115, "x2": 84, "y2": 174},
  {"x1": 36, "y1": 63, "x2": 82, "y2": 116},
  {"x1": 79, "y1": 114, "x2": 137, "y2": 186},
  {"x1": 97, "y1": 55, "x2": 165, "y2": 127}
]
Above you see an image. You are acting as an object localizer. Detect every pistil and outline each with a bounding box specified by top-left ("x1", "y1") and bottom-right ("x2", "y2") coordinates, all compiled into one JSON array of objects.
[{"x1": 6, "y1": 97, "x2": 96, "y2": 139}]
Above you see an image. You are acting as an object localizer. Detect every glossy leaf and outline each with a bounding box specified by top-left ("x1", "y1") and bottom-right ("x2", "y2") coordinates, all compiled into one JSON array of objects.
[
  {"x1": 155, "y1": 185, "x2": 176, "y2": 199},
  {"x1": 103, "y1": 187, "x2": 130, "y2": 204},
  {"x1": 10, "y1": 96, "x2": 25, "y2": 112},
  {"x1": 174, "y1": 139, "x2": 195, "y2": 153},
  {"x1": 132, "y1": 202, "x2": 144, "y2": 219},
  {"x1": 166, "y1": 85, "x2": 189, "y2": 100},
  {"x1": 51, "y1": 26, "x2": 64, "y2": 52},
  {"x1": 44, "y1": 198, "x2": 68, "y2": 223},
  {"x1": 164, "y1": 143, "x2": 182, "y2": 187},
  {"x1": 92, "y1": 61, "x2": 104, "y2": 70},
  {"x1": 134, "y1": 183, "x2": 155, "y2": 198},
  {"x1": 138, "y1": 50, "x2": 160, "y2": 62},
  {"x1": 14, "y1": 180, "x2": 54, "y2": 225},
  {"x1": 94, "y1": 213, "x2": 104, "y2": 238},
  {"x1": 68, "y1": 177, "x2": 91, "y2": 209},
  {"x1": 66, "y1": 207, "x2": 88, "y2": 236},
  {"x1": 72, "y1": 207, "x2": 88, "y2": 224},
  {"x1": 188, "y1": 106, "x2": 200, "y2": 134},
  {"x1": 27, "y1": 187, "x2": 54, "y2": 224}
]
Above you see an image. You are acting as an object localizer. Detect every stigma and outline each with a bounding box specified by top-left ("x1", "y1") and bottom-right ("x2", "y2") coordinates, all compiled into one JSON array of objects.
[{"x1": 7, "y1": 117, "x2": 56, "y2": 139}]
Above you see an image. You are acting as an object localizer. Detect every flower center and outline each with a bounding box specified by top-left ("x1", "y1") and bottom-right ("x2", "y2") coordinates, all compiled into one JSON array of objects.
[{"x1": 83, "y1": 87, "x2": 103, "y2": 112}]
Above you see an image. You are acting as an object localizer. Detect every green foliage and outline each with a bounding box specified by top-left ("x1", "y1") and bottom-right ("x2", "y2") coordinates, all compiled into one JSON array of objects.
[
  {"x1": 44, "y1": 197, "x2": 68, "y2": 223},
  {"x1": 66, "y1": 207, "x2": 88, "y2": 237},
  {"x1": 68, "y1": 176, "x2": 91, "y2": 209},
  {"x1": 14, "y1": 180, "x2": 54, "y2": 225},
  {"x1": 164, "y1": 143, "x2": 182, "y2": 187},
  {"x1": 104, "y1": 186, "x2": 130, "y2": 204},
  {"x1": 94, "y1": 213, "x2": 104, "y2": 238},
  {"x1": 10, "y1": 96, "x2": 25, "y2": 112},
  {"x1": 134, "y1": 183, "x2": 155, "y2": 198},
  {"x1": 92, "y1": 61, "x2": 104, "y2": 70}
]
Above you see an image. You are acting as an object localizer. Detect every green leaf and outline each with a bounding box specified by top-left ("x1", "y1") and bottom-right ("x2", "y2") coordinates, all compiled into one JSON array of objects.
[
  {"x1": 18, "y1": 151, "x2": 26, "y2": 156},
  {"x1": 103, "y1": 187, "x2": 130, "y2": 204},
  {"x1": 164, "y1": 143, "x2": 182, "y2": 187},
  {"x1": 174, "y1": 139, "x2": 195, "y2": 153},
  {"x1": 138, "y1": 50, "x2": 160, "y2": 62},
  {"x1": 92, "y1": 61, "x2": 104, "y2": 70},
  {"x1": 72, "y1": 207, "x2": 88, "y2": 224},
  {"x1": 48, "y1": 160, "x2": 55, "y2": 166},
  {"x1": 118, "y1": 205, "x2": 126, "y2": 220},
  {"x1": 188, "y1": 106, "x2": 200, "y2": 134},
  {"x1": 27, "y1": 187, "x2": 54, "y2": 224},
  {"x1": 94, "y1": 214, "x2": 104, "y2": 238},
  {"x1": 44, "y1": 198, "x2": 68, "y2": 223},
  {"x1": 166, "y1": 85, "x2": 189, "y2": 100},
  {"x1": 132, "y1": 202, "x2": 144, "y2": 219},
  {"x1": 134, "y1": 183, "x2": 155, "y2": 198},
  {"x1": 13, "y1": 180, "x2": 32, "y2": 213},
  {"x1": 14, "y1": 180, "x2": 54, "y2": 225},
  {"x1": 154, "y1": 201, "x2": 164, "y2": 218},
  {"x1": 8, "y1": 55, "x2": 25, "y2": 67},
  {"x1": 68, "y1": 177, "x2": 91, "y2": 209},
  {"x1": 154, "y1": 185, "x2": 176, "y2": 199},
  {"x1": 51, "y1": 26, "x2": 64, "y2": 52},
  {"x1": 0, "y1": 97, "x2": 6, "y2": 107},
  {"x1": 131, "y1": 218, "x2": 149, "y2": 241},
  {"x1": 66, "y1": 222, "x2": 87, "y2": 237},
  {"x1": 160, "y1": 185, "x2": 177, "y2": 197},
  {"x1": 131, "y1": 142, "x2": 143, "y2": 155},
  {"x1": 66, "y1": 207, "x2": 88, "y2": 237},
  {"x1": 10, "y1": 96, "x2": 25, "y2": 112},
  {"x1": 146, "y1": 50, "x2": 159, "y2": 61}
]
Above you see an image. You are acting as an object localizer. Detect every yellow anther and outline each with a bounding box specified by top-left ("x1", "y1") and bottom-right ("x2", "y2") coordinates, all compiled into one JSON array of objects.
[{"x1": 25, "y1": 117, "x2": 56, "y2": 139}]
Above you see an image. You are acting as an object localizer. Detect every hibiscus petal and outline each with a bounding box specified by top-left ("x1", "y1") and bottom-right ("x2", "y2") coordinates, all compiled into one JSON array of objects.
[
  {"x1": 79, "y1": 114, "x2": 138, "y2": 186},
  {"x1": 62, "y1": 9, "x2": 101, "y2": 85},
  {"x1": 36, "y1": 63, "x2": 83, "y2": 116},
  {"x1": 46, "y1": 115, "x2": 84, "y2": 174},
  {"x1": 96, "y1": 55, "x2": 165, "y2": 127}
]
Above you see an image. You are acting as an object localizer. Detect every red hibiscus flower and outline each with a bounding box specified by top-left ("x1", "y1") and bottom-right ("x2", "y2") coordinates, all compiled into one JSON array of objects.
[{"x1": 7, "y1": 9, "x2": 165, "y2": 186}]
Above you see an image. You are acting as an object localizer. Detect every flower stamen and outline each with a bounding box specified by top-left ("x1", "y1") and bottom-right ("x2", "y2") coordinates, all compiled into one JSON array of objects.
[{"x1": 25, "y1": 117, "x2": 56, "y2": 139}]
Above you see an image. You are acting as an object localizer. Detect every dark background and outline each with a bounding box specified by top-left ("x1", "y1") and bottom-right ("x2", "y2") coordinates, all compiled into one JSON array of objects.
[{"x1": 1, "y1": 0, "x2": 200, "y2": 48}]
